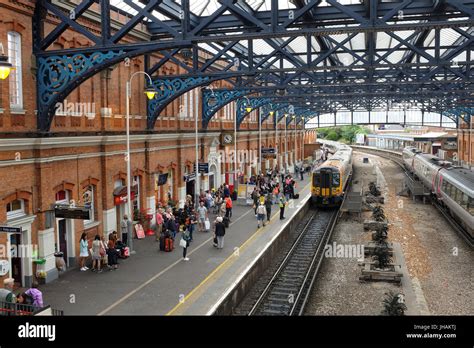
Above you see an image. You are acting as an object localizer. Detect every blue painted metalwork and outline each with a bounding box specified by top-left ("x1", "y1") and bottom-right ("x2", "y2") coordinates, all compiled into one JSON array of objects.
[
  {"x1": 147, "y1": 76, "x2": 211, "y2": 129},
  {"x1": 202, "y1": 89, "x2": 251, "y2": 128},
  {"x1": 236, "y1": 97, "x2": 273, "y2": 129},
  {"x1": 38, "y1": 50, "x2": 124, "y2": 108},
  {"x1": 36, "y1": 49, "x2": 125, "y2": 132}
]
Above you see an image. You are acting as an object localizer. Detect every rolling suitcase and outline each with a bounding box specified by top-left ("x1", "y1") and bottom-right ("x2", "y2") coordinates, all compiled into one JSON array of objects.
[
  {"x1": 223, "y1": 216, "x2": 230, "y2": 228},
  {"x1": 159, "y1": 236, "x2": 165, "y2": 251}
]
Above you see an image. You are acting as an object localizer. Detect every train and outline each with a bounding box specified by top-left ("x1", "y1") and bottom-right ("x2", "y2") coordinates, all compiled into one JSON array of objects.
[
  {"x1": 402, "y1": 147, "x2": 474, "y2": 238},
  {"x1": 311, "y1": 140, "x2": 353, "y2": 207}
]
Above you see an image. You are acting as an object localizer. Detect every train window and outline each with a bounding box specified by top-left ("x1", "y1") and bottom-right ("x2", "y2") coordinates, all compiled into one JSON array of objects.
[
  {"x1": 468, "y1": 197, "x2": 474, "y2": 216},
  {"x1": 332, "y1": 173, "x2": 340, "y2": 187},
  {"x1": 461, "y1": 193, "x2": 468, "y2": 209},
  {"x1": 454, "y1": 188, "x2": 463, "y2": 205},
  {"x1": 441, "y1": 180, "x2": 447, "y2": 192},
  {"x1": 313, "y1": 173, "x2": 320, "y2": 186}
]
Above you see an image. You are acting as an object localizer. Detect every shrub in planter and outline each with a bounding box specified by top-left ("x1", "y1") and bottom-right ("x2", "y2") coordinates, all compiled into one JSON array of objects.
[{"x1": 382, "y1": 291, "x2": 407, "y2": 316}]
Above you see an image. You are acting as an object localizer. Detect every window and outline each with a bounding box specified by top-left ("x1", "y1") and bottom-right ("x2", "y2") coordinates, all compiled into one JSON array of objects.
[
  {"x1": 332, "y1": 173, "x2": 340, "y2": 187},
  {"x1": 55, "y1": 190, "x2": 67, "y2": 202},
  {"x1": 84, "y1": 185, "x2": 96, "y2": 224},
  {"x1": 460, "y1": 192, "x2": 468, "y2": 210},
  {"x1": 133, "y1": 176, "x2": 140, "y2": 212},
  {"x1": 7, "y1": 32, "x2": 23, "y2": 109},
  {"x1": 168, "y1": 170, "x2": 174, "y2": 200},
  {"x1": 468, "y1": 197, "x2": 474, "y2": 216},
  {"x1": 6, "y1": 199, "x2": 25, "y2": 220},
  {"x1": 313, "y1": 173, "x2": 320, "y2": 186}
]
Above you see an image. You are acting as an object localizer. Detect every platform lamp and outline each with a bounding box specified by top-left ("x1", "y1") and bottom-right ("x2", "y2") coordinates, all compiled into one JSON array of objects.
[
  {"x1": 269, "y1": 110, "x2": 275, "y2": 170},
  {"x1": 125, "y1": 71, "x2": 156, "y2": 254},
  {"x1": 242, "y1": 96, "x2": 252, "y2": 178},
  {"x1": 284, "y1": 113, "x2": 288, "y2": 171},
  {"x1": 292, "y1": 115, "x2": 297, "y2": 170},
  {"x1": 0, "y1": 43, "x2": 12, "y2": 80},
  {"x1": 301, "y1": 116, "x2": 305, "y2": 162}
]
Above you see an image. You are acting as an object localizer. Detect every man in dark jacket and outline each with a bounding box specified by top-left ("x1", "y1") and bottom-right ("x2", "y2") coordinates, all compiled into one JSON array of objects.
[
  {"x1": 265, "y1": 193, "x2": 272, "y2": 222},
  {"x1": 214, "y1": 216, "x2": 226, "y2": 249}
]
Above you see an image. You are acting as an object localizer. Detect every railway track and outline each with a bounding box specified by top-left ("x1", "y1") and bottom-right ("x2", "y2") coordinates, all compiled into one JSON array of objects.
[
  {"x1": 352, "y1": 146, "x2": 474, "y2": 249},
  {"x1": 248, "y1": 208, "x2": 339, "y2": 316}
]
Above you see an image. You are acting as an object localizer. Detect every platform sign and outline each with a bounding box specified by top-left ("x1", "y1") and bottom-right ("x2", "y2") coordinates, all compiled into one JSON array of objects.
[
  {"x1": 54, "y1": 205, "x2": 91, "y2": 220},
  {"x1": 157, "y1": 173, "x2": 168, "y2": 186},
  {"x1": 184, "y1": 172, "x2": 196, "y2": 182},
  {"x1": 0, "y1": 226, "x2": 22, "y2": 233},
  {"x1": 261, "y1": 148, "x2": 277, "y2": 159},
  {"x1": 198, "y1": 163, "x2": 209, "y2": 173}
]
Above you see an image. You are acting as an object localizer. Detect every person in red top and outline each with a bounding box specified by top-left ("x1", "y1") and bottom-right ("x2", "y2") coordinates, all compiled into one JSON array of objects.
[
  {"x1": 155, "y1": 208, "x2": 164, "y2": 242},
  {"x1": 224, "y1": 195, "x2": 233, "y2": 219}
]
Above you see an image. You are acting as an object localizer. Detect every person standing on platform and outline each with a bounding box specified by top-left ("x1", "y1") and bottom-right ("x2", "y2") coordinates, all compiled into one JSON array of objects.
[
  {"x1": 197, "y1": 201, "x2": 208, "y2": 232},
  {"x1": 265, "y1": 192, "x2": 273, "y2": 223},
  {"x1": 181, "y1": 227, "x2": 192, "y2": 261},
  {"x1": 252, "y1": 188, "x2": 259, "y2": 216},
  {"x1": 256, "y1": 202, "x2": 267, "y2": 228},
  {"x1": 188, "y1": 209, "x2": 197, "y2": 242},
  {"x1": 223, "y1": 184, "x2": 230, "y2": 198},
  {"x1": 120, "y1": 215, "x2": 132, "y2": 246},
  {"x1": 279, "y1": 195, "x2": 287, "y2": 220},
  {"x1": 79, "y1": 232, "x2": 89, "y2": 271},
  {"x1": 214, "y1": 216, "x2": 226, "y2": 249},
  {"x1": 155, "y1": 208, "x2": 164, "y2": 242},
  {"x1": 91, "y1": 235, "x2": 102, "y2": 273},
  {"x1": 224, "y1": 195, "x2": 233, "y2": 219},
  {"x1": 300, "y1": 166, "x2": 304, "y2": 180}
]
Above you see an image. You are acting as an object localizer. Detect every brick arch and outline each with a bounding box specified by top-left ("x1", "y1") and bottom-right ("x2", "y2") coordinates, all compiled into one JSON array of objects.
[
  {"x1": 113, "y1": 171, "x2": 127, "y2": 182},
  {"x1": 155, "y1": 164, "x2": 165, "y2": 173},
  {"x1": 4, "y1": 20, "x2": 26, "y2": 34},
  {"x1": 2, "y1": 190, "x2": 33, "y2": 215},
  {"x1": 81, "y1": 177, "x2": 100, "y2": 189},
  {"x1": 53, "y1": 182, "x2": 75, "y2": 194},
  {"x1": 133, "y1": 169, "x2": 145, "y2": 177}
]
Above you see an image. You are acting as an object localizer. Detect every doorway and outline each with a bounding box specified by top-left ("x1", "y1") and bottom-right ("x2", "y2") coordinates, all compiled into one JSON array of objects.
[
  {"x1": 58, "y1": 219, "x2": 68, "y2": 263},
  {"x1": 9, "y1": 233, "x2": 22, "y2": 284},
  {"x1": 186, "y1": 179, "x2": 195, "y2": 199}
]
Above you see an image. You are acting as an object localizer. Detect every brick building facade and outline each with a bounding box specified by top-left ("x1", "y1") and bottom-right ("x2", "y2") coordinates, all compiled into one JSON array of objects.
[
  {"x1": 0, "y1": 1, "x2": 316, "y2": 287},
  {"x1": 457, "y1": 118, "x2": 473, "y2": 167}
]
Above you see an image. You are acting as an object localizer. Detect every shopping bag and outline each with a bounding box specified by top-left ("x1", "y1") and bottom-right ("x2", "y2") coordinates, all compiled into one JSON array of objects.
[
  {"x1": 179, "y1": 238, "x2": 187, "y2": 248},
  {"x1": 204, "y1": 219, "x2": 211, "y2": 231}
]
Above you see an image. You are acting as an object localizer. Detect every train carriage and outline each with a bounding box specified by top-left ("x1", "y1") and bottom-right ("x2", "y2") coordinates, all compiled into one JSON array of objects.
[
  {"x1": 311, "y1": 141, "x2": 353, "y2": 207},
  {"x1": 402, "y1": 147, "x2": 474, "y2": 239}
]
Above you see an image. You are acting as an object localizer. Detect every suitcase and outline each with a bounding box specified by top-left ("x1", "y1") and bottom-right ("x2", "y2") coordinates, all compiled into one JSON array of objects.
[
  {"x1": 164, "y1": 237, "x2": 174, "y2": 252},
  {"x1": 159, "y1": 236, "x2": 165, "y2": 251},
  {"x1": 294, "y1": 193, "x2": 300, "y2": 199},
  {"x1": 223, "y1": 216, "x2": 230, "y2": 228}
]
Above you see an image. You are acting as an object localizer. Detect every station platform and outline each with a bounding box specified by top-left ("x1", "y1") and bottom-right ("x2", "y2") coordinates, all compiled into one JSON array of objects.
[{"x1": 39, "y1": 176, "x2": 312, "y2": 315}]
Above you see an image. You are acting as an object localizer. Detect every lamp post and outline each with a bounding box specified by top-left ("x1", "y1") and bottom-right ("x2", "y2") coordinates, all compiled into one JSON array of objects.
[
  {"x1": 243, "y1": 97, "x2": 252, "y2": 177},
  {"x1": 284, "y1": 114, "x2": 288, "y2": 172},
  {"x1": 125, "y1": 71, "x2": 156, "y2": 254},
  {"x1": 292, "y1": 115, "x2": 296, "y2": 171},
  {"x1": 301, "y1": 117, "x2": 305, "y2": 162},
  {"x1": 0, "y1": 43, "x2": 12, "y2": 80}
]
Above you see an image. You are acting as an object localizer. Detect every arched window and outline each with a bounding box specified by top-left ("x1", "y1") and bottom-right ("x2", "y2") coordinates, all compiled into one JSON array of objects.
[
  {"x1": 7, "y1": 32, "x2": 23, "y2": 109},
  {"x1": 6, "y1": 199, "x2": 25, "y2": 220}
]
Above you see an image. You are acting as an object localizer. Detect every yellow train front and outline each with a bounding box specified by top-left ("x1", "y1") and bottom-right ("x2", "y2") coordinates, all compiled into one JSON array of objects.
[{"x1": 311, "y1": 141, "x2": 353, "y2": 207}]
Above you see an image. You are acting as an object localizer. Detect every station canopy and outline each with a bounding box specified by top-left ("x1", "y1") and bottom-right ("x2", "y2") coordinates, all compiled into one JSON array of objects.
[{"x1": 34, "y1": 0, "x2": 474, "y2": 131}]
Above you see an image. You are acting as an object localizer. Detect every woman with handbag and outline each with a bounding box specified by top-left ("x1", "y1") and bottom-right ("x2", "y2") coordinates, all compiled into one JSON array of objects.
[
  {"x1": 91, "y1": 235, "x2": 103, "y2": 273},
  {"x1": 180, "y1": 227, "x2": 192, "y2": 261}
]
